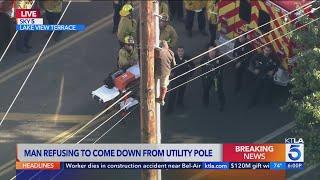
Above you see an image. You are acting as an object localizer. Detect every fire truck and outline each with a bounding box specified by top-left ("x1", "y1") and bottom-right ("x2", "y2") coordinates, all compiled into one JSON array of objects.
[{"x1": 215, "y1": 0, "x2": 313, "y2": 86}]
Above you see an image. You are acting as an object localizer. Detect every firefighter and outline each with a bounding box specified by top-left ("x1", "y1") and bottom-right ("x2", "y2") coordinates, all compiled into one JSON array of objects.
[
  {"x1": 159, "y1": 0, "x2": 169, "y2": 17},
  {"x1": 117, "y1": 3, "x2": 137, "y2": 48},
  {"x1": 159, "y1": 13, "x2": 178, "y2": 49},
  {"x1": 184, "y1": 0, "x2": 208, "y2": 37},
  {"x1": 201, "y1": 45, "x2": 225, "y2": 111},
  {"x1": 233, "y1": 33, "x2": 254, "y2": 94},
  {"x1": 166, "y1": 46, "x2": 194, "y2": 114},
  {"x1": 118, "y1": 35, "x2": 138, "y2": 69},
  {"x1": 112, "y1": 0, "x2": 128, "y2": 34},
  {"x1": 248, "y1": 45, "x2": 279, "y2": 108},
  {"x1": 207, "y1": 0, "x2": 219, "y2": 46},
  {"x1": 42, "y1": 0, "x2": 63, "y2": 41},
  {"x1": 15, "y1": 0, "x2": 35, "y2": 53},
  {"x1": 155, "y1": 40, "x2": 176, "y2": 106},
  {"x1": 15, "y1": 0, "x2": 33, "y2": 11}
]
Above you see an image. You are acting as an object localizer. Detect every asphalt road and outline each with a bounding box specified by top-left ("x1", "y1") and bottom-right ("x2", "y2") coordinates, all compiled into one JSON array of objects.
[{"x1": 0, "y1": 1, "x2": 317, "y2": 180}]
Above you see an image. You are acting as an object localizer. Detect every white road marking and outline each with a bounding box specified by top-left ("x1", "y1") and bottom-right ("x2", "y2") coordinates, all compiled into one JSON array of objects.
[
  {"x1": 0, "y1": 1, "x2": 73, "y2": 128},
  {"x1": 254, "y1": 121, "x2": 295, "y2": 143},
  {"x1": 288, "y1": 164, "x2": 319, "y2": 180},
  {"x1": 54, "y1": 74, "x2": 65, "y2": 122}
]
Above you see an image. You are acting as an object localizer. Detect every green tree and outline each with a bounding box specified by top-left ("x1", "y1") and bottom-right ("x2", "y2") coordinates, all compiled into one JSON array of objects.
[{"x1": 283, "y1": 3, "x2": 320, "y2": 164}]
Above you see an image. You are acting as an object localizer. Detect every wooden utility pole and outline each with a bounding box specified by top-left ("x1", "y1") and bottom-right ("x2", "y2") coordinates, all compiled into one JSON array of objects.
[{"x1": 139, "y1": 1, "x2": 158, "y2": 180}]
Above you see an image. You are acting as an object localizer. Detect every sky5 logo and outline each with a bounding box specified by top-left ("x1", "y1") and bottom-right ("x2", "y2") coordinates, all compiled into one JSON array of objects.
[
  {"x1": 285, "y1": 138, "x2": 304, "y2": 162},
  {"x1": 19, "y1": 19, "x2": 35, "y2": 24}
]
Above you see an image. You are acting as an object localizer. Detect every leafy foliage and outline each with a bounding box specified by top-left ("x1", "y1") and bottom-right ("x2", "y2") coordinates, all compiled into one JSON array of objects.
[{"x1": 283, "y1": 3, "x2": 320, "y2": 164}]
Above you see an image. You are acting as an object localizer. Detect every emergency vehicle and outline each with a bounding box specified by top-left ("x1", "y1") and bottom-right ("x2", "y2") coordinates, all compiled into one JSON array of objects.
[{"x1": 215, "y1": 0, "x2": 314, "y2": 86}]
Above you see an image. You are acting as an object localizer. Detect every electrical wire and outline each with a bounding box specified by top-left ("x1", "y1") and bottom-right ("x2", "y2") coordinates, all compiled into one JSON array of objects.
[
  {"x1": 171, "y1": 0, "x2": 315, "y2": 70},
  {"x1": 17, "y1": 14, "x2": 318, "y2": 176},
  {"x1": 48, "y1": 103, "x2": 135, "y2": 180},
  {"x1": 9, "y1": 2, "x2": 318, "y2": 179},
  {"x1": 93, "y1": 106, "x2": 137, "y2": 144},
  {"x1": 0, "y1": 0, "x2": 36, "y2": 64},
  {"x1": 60, "y1": 91, "x2": 132, "y2": 144},
  {"x1": 170, "y1": 5, "x2": 320, "y2": 83},
  {"x1": 7, "y1": 2, "x2": 143, "y2": 179},
  {"x1": 15, "y1": 13, "x2": 319, "y2": 178},
  {"x1": 17, "y1": 81, "x2": 139, "y2": 179},
  {"x1": 25, "y1": 100, "x2": 132, "y2": 180},
  {"x1": 76, "y1": 103, "x2": 130, "y2": 144},
  {"x1": 0, "y1": 1, "x2": 73, "y2": 128},
  {"x1": 168, "y1": 16, "x2": 320, "y2": 93}
]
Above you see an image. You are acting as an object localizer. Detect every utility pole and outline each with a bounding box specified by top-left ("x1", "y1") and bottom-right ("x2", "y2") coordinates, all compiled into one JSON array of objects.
[
  {"x1": 139, "y1": 1, "x2": 158, "y2": 180},
  {"x1": 153, "y1": 0, "x2": 162, "y2": 179}
]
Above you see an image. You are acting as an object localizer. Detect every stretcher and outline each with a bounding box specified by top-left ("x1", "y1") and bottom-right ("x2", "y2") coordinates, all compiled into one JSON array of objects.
[{"x1": 91, "y1": 64, "x2": 140, "y2": 111}]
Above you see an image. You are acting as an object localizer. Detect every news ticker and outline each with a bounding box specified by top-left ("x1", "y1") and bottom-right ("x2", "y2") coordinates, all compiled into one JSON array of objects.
[
  {"x1": 16, "y1": 141, "x2": 304, "y2": 171},
  {"x1": 15, "y1": 9, "x2": 85, "y2": 31},
  {"x1": 16, "y1": 162, "x2": 304, "y2": 170}
]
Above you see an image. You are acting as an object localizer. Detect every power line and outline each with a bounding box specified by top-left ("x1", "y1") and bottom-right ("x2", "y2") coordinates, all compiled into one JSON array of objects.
[
  {"x1": 22, "y1": 99, "x2": 132, "y2": 180},
  {"x1": 171, "y1": 0, "x2": 315, "y2": 70},
  {"x1": 14, "y1": 14, "x2": 319, "y2": 177},
  {"x1": 12, "y1": 79, "x2": 139, "y2": 179},
  {"x1": 170, "y1": 5, "x2": 320, "y2": 83},
  {"x1": 0, "y1": 1, "x2": 73, "y2": 128},
  {"x1": 7, "y1": 2, "x2": 141, "y2": 179},
  {"x1": 0, "y1": 0, "x2": 37, "y2": 64},
  {"x1": 76, "y1": 103, "x2": 130, "y2": 144},
  {"x1": 93, "y1": 106, "x2": 137, "y2": 144},
  {"x1": 51, "y1": 107, "x2": 138, "y2": 180},
  {"x1": 7, "y1": 2, "x2": 318, "y2": 179},
  {"x1": 168, "y1": 16, "x2": 320, "y2": 93},
  {"x1": 48, "y1": 103, "x2": 133, "y2": 180},
  {"x1": 60, "y1": 91, "x2": 132, "y2": 144}
]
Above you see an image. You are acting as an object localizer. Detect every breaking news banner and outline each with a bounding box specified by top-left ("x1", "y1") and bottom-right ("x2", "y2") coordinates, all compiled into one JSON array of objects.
[
  {"x1": 15, "y1": 9, "x2": 85, "y2": 31},
  {"x1": 15, "y1": 140, "x2": 304, "y2": 179}
]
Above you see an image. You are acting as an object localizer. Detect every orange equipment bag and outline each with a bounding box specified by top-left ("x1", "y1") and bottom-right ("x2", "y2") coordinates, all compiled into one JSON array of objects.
[{"x1": 113, "y1": 72, "x2": 135, "y2": 91}]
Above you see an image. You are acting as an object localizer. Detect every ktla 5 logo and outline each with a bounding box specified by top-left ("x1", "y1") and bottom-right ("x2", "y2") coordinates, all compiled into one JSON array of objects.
[{"x1": 285, "y1": 138, "x2": 304, "y2": 162}]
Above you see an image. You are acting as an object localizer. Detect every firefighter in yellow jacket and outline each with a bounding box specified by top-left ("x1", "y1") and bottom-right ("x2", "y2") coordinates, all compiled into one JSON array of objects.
[
  {"x1": 117, "y1": 3, "x2": 137, "y2": 47},
  {"x1": 207, "y1": 0, "x2": 219, "y2": 46},
  {"x1": 159, "y1": 0, "x2": 169, "y2": 17},
  {"x1": 159, "y1": 13, "x2": 178, "y2": 49},
  {"x1": 118, "y1": 36, "x2": 139, "y2": 69},
  {"x1": 42, "y1": 0, "x2": 62, "y2": 13},
  {"x1": 15, "y1": 0, "x2": 33, "y2": 9},
  {"x1": 184, "y1": 0, "x2": 208, "y2": 37}
]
